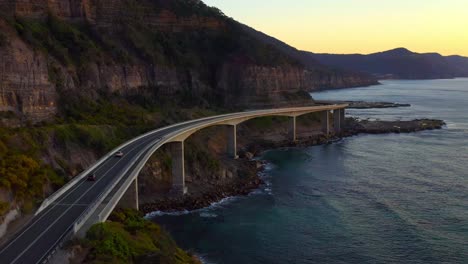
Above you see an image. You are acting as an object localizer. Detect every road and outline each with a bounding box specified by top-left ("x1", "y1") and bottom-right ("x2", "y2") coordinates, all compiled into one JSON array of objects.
[{"x1": 0, "y1": 105, "x2": 345, "y2": 264}]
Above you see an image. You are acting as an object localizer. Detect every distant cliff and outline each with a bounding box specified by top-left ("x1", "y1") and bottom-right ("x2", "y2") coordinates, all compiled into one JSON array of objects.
[
  {"x1": 307, "y1": 48, "x2": 468, "y2": 79},
  {"x1": 0, "y1": 0, "x2": 378, "y2": 124}
]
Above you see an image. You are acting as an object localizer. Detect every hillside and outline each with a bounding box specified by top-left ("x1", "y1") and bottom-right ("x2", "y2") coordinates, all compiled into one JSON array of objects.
[
  {"x1": 307, "y1": 48, "x2": 468, "y2": 79},
  {"x1": 0, "y1": 0, "x2": 379, "y2": 243},
  {"x1": 239, "y1": 23, "x2": 379, "y2": 86},
  {"x1": 0, "y1": 0, "x2": 379, "y2": 126}
]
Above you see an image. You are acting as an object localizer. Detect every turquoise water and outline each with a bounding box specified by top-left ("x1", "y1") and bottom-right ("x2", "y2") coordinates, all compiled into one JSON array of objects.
[{"x1": 151, "y1": 79, "x2": 468, "y2": 264}]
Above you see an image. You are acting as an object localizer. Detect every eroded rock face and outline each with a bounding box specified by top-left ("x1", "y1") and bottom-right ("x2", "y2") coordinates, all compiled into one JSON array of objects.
[
  {"x1": 0, "y1": 0, "x2": 224, "y2": 30},
  {"x1": 0, "y1": 0, "x2": 377, "y2": 125},
  {"x1": 0, "y1": 20, "x2": 57, "y2": 123}
]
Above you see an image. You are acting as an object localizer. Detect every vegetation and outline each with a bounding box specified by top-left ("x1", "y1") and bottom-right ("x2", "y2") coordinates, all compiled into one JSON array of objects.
[
  {"x1": 247, "y1": 116, "x2": 289, "y2": 130},
  {"x1": 0, "y1": 126, "x2": 66, "y2": 211},
  {"x1": 0, "y1": 94, "x2": 223, "y2": 217},
  {"x1": 13, "y1": 16, "x2": 102, "y2": 66},
  {"x1": 0, "y1": 0, "x2": 299, "y2": 217},
  {"x1": 84, "y1": 209, "x2": 201, "y2": 264},
  {"x1": 185, "y1": 140, "x2": 220, "y2": 172}
]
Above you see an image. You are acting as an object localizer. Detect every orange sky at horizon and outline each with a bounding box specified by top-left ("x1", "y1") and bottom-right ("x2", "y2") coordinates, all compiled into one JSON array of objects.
[{"x1": 203, "y1": 0, "x2": 468, "y2": 57}]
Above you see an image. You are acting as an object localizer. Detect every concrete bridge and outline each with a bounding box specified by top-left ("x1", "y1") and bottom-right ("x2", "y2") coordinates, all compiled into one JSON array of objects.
[{"x1": 0, "y1": 104, "x2": 347, "y2": 264}]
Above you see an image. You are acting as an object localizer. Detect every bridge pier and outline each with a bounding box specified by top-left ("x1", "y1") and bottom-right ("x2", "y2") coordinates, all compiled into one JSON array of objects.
[
  {"x1": 288, "y1": 116, "x2": 297, "y2": 142},
  {"x1": 168, "y1": 141, "x2": 187, "y2": 195},
  {"x1": 226, "y1": 125, "x2": 238, "y2": 159},
  {"x1": 333, "y1": 108, "x2": 346, "y2": 133},
  {"x1": 117, "y1": 177, "x2": 139, "y2": 210},
  {"x1": 321, "y1": 110, "x2": 330, "y2": 134}
]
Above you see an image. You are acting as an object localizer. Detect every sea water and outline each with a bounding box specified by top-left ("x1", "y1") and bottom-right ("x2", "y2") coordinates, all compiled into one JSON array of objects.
[{"x1": 151, "y1": 79, "x2": 468, "y2": 264}]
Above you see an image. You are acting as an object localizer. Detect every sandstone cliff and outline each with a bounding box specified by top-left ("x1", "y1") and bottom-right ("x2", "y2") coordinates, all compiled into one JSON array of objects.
[{"x1": 0, "y1": 0, "x2": 377, "y2": 124}]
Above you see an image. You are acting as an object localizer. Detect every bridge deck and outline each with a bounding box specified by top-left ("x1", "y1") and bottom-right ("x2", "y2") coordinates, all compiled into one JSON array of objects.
[{"x1": 0, "y1": 105, "x2": 346, "y2": 264}]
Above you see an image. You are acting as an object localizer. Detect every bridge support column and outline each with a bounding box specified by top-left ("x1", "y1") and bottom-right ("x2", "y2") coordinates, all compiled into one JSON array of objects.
[
  {"x1": 117, "y1": 177, "x2": 139, "y2": 210},
  {"x1": 340, "y1": 108, "x2": 346, "y2": 130},
  {"x1": 321, "y1": 110, "x2": 330, "y2": 134},
  {"x1": 226, "y1": 125, "x2": 238, "y2": 159},
  {"x1": 169, "y1": 141, "x2": 187, "y2": 195},
  {"x1": 288, "y1": 116, "x2": 297, "y2": 142},
  {"x1": 333, "y1": 109, "x2": 346, "y2": 133}
]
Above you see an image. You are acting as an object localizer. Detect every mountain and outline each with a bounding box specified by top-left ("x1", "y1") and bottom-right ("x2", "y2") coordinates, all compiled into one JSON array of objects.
[
  {"x1": 239, "y1": 23, "x2": 379, "y2": 84},
  {"x1": 306, "y1": 48, "x2": 468, "y2": 79},
  {"x1": 0, "y1": 0, "x2": 379, "y2": 125}
]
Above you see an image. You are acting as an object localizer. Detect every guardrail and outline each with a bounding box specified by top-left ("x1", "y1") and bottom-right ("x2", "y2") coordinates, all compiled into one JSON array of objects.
[
  {"x1": 34, "y1": 111, "x2": 250, "y2": 215},
  {"x1": 39, "y1": 141, "x2": 159, "y2": 264},
  {"x1": 95, "y1": 104, "x2": 349, "y2": 221},
  {"x1": 36, "y1": 104, "x2": 348, "y2": 263},
  {"x1": 72, "y1": 140, "x2": 159, "y2": 234}
]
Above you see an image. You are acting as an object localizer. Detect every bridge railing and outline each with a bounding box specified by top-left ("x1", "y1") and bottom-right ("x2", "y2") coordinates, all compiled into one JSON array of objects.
[
  {"x1": 36, "y1": 104, "x2": 348, "y2": 263},
  {"x1": 38, "y1": 142, "x2": 160, "y2": 264},
  {"x1": 34, "y1": 111, "x2": 250, "y2": 215},
  {"x1": 93, "y1": 104, "x2": 350, "y2": 221},
  {"x1": 72, "y1": 140, "x2": 161, "y2": 234}
]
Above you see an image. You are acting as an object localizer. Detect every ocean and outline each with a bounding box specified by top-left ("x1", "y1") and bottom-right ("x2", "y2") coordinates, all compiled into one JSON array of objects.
[{"x1": 151, "y1": 79, "x2": 468, "y2": 264}]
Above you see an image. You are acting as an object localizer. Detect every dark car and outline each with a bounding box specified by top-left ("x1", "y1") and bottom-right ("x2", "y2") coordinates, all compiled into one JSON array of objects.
[{"x1": 87, "y1": 173, "x2": 96, "y2": 181}]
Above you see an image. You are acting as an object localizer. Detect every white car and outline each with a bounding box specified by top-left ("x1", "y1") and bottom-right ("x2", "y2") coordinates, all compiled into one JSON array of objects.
[{"x1": 115, "y1": 151, "x2": 124, "y2": 158}]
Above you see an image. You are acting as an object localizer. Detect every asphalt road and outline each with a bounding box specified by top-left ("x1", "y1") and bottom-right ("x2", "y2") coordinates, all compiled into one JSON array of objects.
[
  {"x1": 0, "y1": 105, "x2": 344, "y2": 264},
  {"x1": 0, "y1": 116, "x2": 223, "y2": 264}
]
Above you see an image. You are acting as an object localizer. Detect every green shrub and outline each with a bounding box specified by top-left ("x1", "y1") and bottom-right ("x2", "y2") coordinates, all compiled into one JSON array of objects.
[
  {"x1": 14, "y1": 16, "x2": 101, "y2": 66},
  {"x1": 86, "y1": 209, "x2": 200, "y2": 264}
]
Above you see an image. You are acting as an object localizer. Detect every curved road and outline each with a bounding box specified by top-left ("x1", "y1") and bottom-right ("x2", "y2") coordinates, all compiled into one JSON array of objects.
[{"x1": 0, "y1": 105, "x2": 346, "y2": 264}]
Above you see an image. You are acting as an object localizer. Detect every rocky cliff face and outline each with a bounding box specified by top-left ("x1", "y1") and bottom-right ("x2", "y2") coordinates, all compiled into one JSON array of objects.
[
  {"x1": 0, "y1": 19, "x2": 56, "y2": 123},
  {"x1": 0, "y1": 0, "x2": 377, "y2": 125}
]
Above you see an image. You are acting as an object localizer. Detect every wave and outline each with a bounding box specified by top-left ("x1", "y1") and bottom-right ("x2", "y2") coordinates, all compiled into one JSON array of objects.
[
  {"x1": 144, "y1": 196, "x2": 242, "y2": 218},
  {"x1": 146, "y1": 161, "x2": 276, "y2": 219}
]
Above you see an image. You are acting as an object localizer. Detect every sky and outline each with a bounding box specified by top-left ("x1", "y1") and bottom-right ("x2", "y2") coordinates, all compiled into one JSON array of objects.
[{"x1": 202, "y1": 0, "x2": 468, "y2": 56}]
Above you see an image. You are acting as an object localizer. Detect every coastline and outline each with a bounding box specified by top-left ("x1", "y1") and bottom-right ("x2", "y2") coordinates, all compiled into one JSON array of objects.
[{"x1": 141, "y1": 117, "x2": 445, "y2": 215}]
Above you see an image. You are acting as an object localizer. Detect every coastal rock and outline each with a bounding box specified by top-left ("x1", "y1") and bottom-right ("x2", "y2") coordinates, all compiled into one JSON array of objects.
[{"x1": 345, "y1": 118, "x2": 445, "y2": 134}]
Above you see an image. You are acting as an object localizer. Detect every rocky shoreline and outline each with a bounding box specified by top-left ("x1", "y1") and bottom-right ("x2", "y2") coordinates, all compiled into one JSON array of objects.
[
  {"x1": 316, "y1": 100, "x2": 411, "y2": 109},
  {"x1": 346, "y1": 101, "x2": 411, "y2": 109},
  {"x1": 141, "y1": 117, "x2": 445, "y2": 215},
  {"x1": 141, "y1": 173, "x2": 264, "y2": 214}
]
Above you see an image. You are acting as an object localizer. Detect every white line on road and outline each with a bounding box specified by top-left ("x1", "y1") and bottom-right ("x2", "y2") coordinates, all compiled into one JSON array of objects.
[
  {"x1": 5, "y1": 136, "x2": 153, "y2": 264},
  {"x1": 32, "y1": 138, "x2": 159, "y2": 264}
]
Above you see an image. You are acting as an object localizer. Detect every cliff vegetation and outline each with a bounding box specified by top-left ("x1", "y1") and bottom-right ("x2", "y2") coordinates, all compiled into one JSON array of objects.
[{"x1": 82, "y1": 209, "x2": 201, "y2": 264}]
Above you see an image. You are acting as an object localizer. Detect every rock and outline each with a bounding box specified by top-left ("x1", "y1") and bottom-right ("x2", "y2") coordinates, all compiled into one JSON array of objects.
[
  {"x1": 244, "y1": 152, "x2": 254, "y2": 160},
  {"x1": 255, "y1": 161, "x2": 263, "y2": 169}
]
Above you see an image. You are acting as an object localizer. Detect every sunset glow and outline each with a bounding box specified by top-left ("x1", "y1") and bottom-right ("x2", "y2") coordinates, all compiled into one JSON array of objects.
[{"x1": 203, "y1": 0, "x2": 468, "y2": 56}]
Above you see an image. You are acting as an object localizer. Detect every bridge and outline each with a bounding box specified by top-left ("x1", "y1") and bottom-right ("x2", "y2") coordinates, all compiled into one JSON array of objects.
[{"x1": 0, "y1": 104, "x2": 347, "y2": 264}]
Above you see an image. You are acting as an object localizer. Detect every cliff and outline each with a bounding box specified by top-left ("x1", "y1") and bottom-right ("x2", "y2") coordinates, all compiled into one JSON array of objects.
[
  {"x1": 308, "y1": 48, "x2": 468, "y2": 79},
  {"x1": 0, "y1": 0, "x2": 378, "y2": 124},
  {"x1": 0, "y1": 0, "x2": 377, "y2": 240}
]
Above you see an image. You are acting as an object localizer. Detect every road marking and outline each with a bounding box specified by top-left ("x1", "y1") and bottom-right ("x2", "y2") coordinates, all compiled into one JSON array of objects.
[
  {"x1": 2, "y1": 105, "x2": 347, "y2": 263},
  {"x1": 0, "y1": 173, "x2": 89, "y2": 255},
  {"x1": 51, "y1": 204, "x2": 89, "y2": 207},
  {"x1": 0, "y1": 135, "x2": 152, "y2": 261},
  {"x1": 32, "y1": 138, "x2": 159, "y2": 264},
  {"x1": 0, "y1": 142, "x2": 136, "y2": 255},
  {"x1": 10, "y1": 136, "x2": 158, "y2": 264}
]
